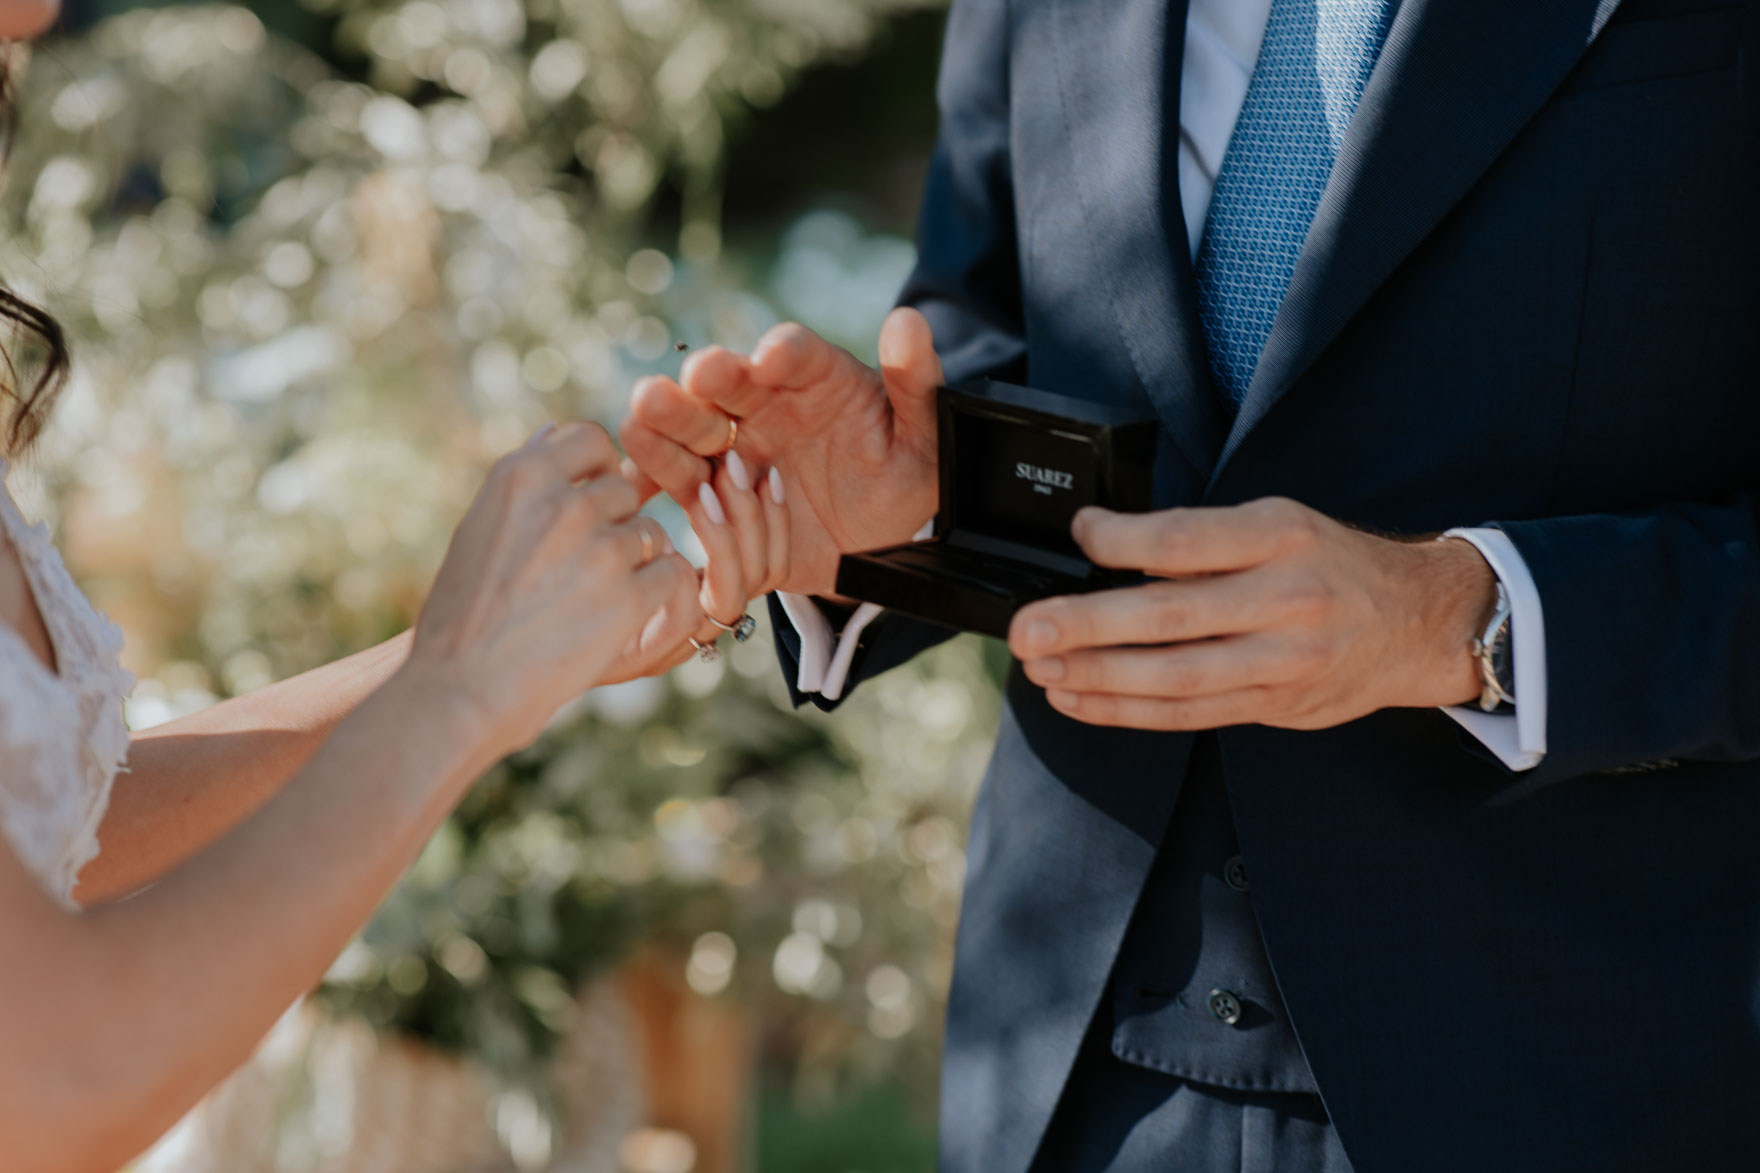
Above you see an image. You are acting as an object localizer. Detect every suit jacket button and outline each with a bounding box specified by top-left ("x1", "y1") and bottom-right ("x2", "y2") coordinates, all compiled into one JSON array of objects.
[
  {"x1": 1224, "y1": 855, "x2": 1250, "y2": 892},
  {"x1": 1208, "y1": 988, "x2": 1243, "y2": 1026}
]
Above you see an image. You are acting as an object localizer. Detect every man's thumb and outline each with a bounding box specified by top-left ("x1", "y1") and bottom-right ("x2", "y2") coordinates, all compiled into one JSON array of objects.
[{"x1": 878, "y1": 307, "x2": 943, "y2": 438}]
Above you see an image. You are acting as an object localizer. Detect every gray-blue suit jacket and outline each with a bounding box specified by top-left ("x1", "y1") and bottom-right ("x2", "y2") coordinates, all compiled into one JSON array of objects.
[{"x1": 773, "y1": 1, "x2": 1760, "y2": 1169}]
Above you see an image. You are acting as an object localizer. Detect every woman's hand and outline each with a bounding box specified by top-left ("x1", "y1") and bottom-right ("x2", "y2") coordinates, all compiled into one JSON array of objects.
[
  {"x1": 409, "y1": 422, "x2": 700, "y2": 756},
  {"x1": 684, "y1": 447, "x2": 792, "y2": 644},
  {"x1": 608, "y1": 421, "x2": 795, "y2": 682}
]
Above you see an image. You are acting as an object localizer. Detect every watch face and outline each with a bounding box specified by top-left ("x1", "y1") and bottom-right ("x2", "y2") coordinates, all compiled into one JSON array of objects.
[{"x1": 1490, "y1": 620, "x2": 1515, "y2": 699}]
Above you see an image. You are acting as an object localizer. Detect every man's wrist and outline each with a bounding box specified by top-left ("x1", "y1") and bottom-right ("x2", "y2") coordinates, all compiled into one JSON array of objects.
[{"x1": 1415, "y1": 536, "x2": 1499, "y2": 709}]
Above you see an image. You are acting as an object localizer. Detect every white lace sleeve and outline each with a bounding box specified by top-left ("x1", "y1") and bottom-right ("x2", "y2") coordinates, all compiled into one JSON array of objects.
[
  {"x1": 0, "y1": 468, "x2": 135, "y2": 909},
  {"x1": 0, "y1": 638, "x2": 98, "y2": 908}
]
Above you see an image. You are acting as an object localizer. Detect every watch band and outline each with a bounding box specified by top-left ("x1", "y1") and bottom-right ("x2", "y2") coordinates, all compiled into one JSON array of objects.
[{"x1": 1471, "y1": 580, "x2": 1516, "y2": 713}]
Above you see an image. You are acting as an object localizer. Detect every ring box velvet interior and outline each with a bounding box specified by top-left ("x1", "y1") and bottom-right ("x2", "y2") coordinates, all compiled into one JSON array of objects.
[{"x1": 835, "y1": 379, "x2": 1160, "y2": 639}]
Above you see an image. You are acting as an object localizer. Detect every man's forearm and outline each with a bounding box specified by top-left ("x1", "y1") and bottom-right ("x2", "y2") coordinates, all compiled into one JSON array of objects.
[{"x1": 76, "y1": 631, "x2": 413, "y2": 905}]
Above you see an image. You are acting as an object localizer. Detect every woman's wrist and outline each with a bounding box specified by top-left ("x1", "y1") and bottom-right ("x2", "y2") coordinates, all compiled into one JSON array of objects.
[{"x1": 376, "y1": 657, "x2": 511, "y2": 779}]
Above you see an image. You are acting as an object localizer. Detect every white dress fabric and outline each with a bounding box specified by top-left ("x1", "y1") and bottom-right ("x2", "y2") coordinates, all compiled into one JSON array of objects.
[{"x1": 0, "y1": 461, "x2": 135, "y2": 909}]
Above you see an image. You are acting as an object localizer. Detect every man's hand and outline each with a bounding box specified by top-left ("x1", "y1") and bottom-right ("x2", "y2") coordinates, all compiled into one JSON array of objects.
[
  {"x1": 1009, "y1": 498, "x2": 1496, "y2": 732},
  {"x1": 621, "y1": 308, "x2": 943, "y2": 598}
]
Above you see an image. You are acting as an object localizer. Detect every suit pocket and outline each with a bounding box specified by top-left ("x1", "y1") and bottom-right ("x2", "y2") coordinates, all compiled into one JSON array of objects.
[{"x1": 1560, "y1": 6, "x2": 1743, "y2": 93}]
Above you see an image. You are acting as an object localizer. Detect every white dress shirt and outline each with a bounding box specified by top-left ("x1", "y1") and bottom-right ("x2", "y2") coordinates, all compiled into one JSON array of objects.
[{"x1": 780, "y1": 0, "x2": 1548, "y2": 771}]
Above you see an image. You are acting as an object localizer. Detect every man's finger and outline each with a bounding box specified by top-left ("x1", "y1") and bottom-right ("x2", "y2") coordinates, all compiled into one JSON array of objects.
[
  {"x1": 1021, "y1": 634, "x2": 1296, "y2": 699},
  {"x1": 1008, "y1": 574, "x2": 1275, "y2": 660},
  {"x1": 751, "y1": 322, "x2": 851, "y2": 393},
  {"x1": 1073, "y1": 498, "x2": 1316, "y2": 578},
  {"x1": 620, "y1": 415, "x2": 710, "y2": 504},
  {"x1": 620, "y1": 457, "x2": 663, "y2": 504},
  {"x1": 1042, "y1": 686, "x2": 1270, "y2": 732},
  {"x1": 630, "y1": 374, "x2": 737, "y2": 458},
  {"x1": 878, "y1": 307, "x2": 943, "y2": 449},
  {"x1": 681, "y1": 345, "x2": 771, "y2": 420}
]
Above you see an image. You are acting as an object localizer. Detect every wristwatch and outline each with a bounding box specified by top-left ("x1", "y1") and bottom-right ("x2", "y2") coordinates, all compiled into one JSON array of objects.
[{"x1": 1471, "y1": 580, "x2": 1516, "y2": 713}]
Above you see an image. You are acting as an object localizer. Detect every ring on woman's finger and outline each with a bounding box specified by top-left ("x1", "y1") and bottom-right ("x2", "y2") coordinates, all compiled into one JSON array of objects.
[
  {"x1": 637, "y1": 523, "x2": 656, "y2": 567},
  {"x1": 689, "y1": 636, "x2": 720, "y2": 663},
  {"x1": 707, "y1": 611, "x2": 758, "y2": 644}
]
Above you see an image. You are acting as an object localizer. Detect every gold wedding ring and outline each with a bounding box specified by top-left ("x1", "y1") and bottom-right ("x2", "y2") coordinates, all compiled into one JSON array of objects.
[
  {"x1": 711, "y1": 414, "x2": 738, "y2": 457},
  {"x1": 637, "y1": 524, "x2": 656, "y2": 567}
]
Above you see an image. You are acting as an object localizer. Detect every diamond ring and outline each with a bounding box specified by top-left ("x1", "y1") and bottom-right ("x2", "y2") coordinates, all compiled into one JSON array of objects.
[{"x1": 707, "y1": 612, "x2": 757, "y2": 644}]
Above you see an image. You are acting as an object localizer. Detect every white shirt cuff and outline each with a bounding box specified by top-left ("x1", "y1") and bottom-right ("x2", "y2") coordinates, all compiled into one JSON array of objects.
[
  {"x1": 1441, "y1": 527, "x2": 1548, "y2": 772},
  {"x1": 778, "y1": 520, "x2": 934, "y2": 702},
  {"x1": 776, "y1": 592, "x2": 835, "y2": 696},
  {"x1": 774, "y1": 595, "x2": 885, "y2": 702}
]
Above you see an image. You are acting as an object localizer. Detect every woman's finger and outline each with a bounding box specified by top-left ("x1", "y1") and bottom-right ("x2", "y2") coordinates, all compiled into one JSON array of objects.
[
  {"x1": 603, "y1": 553, "x2": 705, "y2": 685},
  {"x1": 717, "y1": 452, "x2": 769, "y2": 595},
  {"x1": 622, "y1": 555, "x2": 702, "y2": 652},
  {"x1": 594, "y1": 516, "x2": 674, "y2": 572},
  {"x1": 689, "y1": 480, "x2": 751, "y2": 630},
  {"x1": 532, "y1": 420, "x2": 622, "y2": 484},
  {"x1": 564, "y1": 474, "x2": 642, "y2": 531},
  {"x1": 761, "y1": 466, "x2": 790, "y2": 595}
]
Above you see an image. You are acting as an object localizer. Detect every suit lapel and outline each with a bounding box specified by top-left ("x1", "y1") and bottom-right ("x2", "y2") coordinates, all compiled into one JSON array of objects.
[
  {"x1": 1214, "y1": 0, "x2": 1626, "y2": 477},
  {"x1": 1048, "y1": 0, "x2": 1226, "y2": 480}
]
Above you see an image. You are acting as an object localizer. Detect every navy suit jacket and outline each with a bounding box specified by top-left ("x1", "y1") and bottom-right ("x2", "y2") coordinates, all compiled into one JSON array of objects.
[{"x1": 773, "y1": 1, "x2": 1760, "y2": 1169}]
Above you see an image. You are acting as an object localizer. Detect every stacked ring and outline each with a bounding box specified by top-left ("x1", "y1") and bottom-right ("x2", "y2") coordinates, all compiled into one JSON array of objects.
[
  {"x1": 689, "y1": 637, "x2": 720, "y2": 663},
  {"x1": 707, "y1": 612, "x2": 758, "y2": 644}
]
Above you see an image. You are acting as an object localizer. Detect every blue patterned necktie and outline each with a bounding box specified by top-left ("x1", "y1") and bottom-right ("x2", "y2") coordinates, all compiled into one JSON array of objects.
[{"x1": 1194, "y1": 0, "x2": 1395, "y2": 404}]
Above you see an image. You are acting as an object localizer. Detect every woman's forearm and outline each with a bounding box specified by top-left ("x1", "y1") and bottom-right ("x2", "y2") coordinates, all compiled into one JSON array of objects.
[
  {"x1": 0, "y1": 423, "x2": 707, "y2": 1173},
  {"x1": 0, "y1": 665, "x2": 499, "y2": 1173},
  {"x1": 78, "y1": 631, "x2": 413, "y2": 905}
]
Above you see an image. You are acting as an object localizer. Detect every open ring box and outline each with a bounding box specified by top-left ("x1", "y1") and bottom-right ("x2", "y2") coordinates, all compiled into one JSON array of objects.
[{"x1": 834, "y1": 379, "x2": 1161, "y2": 638}]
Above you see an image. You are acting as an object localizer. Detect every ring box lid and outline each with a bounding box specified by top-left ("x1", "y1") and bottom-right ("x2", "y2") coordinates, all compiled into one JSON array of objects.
[{"x1": 932, "y1": 379, "x2": 1159, "y2": 578}]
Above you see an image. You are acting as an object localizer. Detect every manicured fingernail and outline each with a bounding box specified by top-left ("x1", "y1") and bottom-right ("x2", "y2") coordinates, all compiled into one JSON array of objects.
[
  {"x1": 1032, "y1": 657, "x2": 1066, "y2": 683},
  {"x1": 697, "y1": 481, "x2": 727, "y2": 525},
  {"x1": 1022, "y1": 619, "x2": 1058, "y2": 654},
  {"x1": 725, "y1": 449, "x2": 752, "y2": 492},
  {"x1": 524, "y1": 422, "x2": 556, "y2": 449},
  {"x1": 768, "y1": 467, "x2": 785, "y2": 505}
]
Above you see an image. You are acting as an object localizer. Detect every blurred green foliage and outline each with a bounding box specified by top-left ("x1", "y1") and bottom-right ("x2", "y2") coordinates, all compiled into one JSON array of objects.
[{"x1": 755, "y1": 1082, "x2": 936, "y2": 1173}]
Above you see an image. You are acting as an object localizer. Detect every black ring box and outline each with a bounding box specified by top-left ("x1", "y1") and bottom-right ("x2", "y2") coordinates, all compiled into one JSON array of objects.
[{"x1": 834, "y1": 379, "x2": 1160, "y2": 638}]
